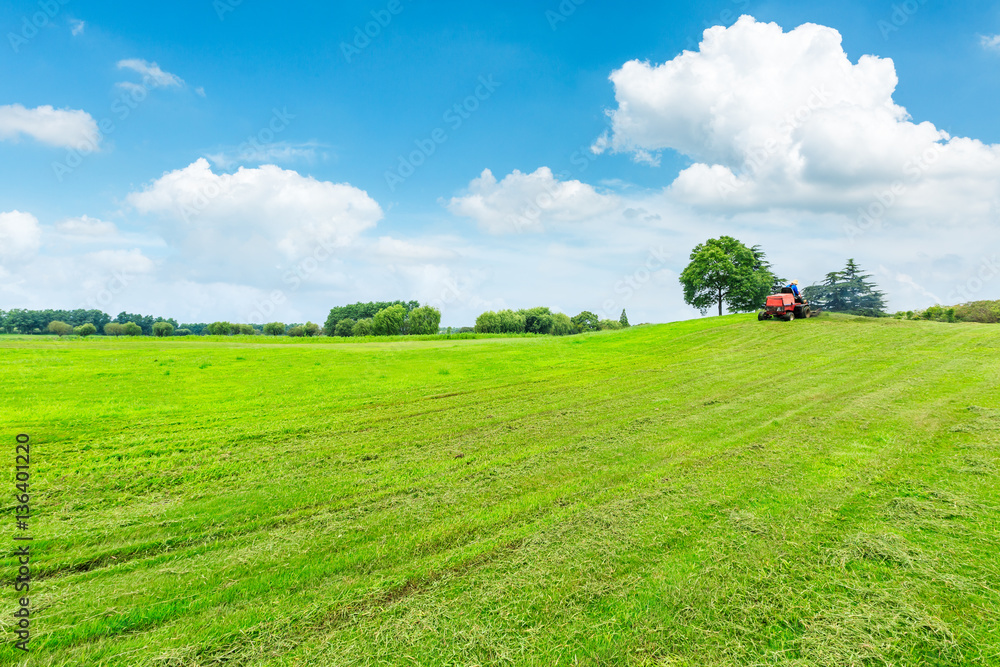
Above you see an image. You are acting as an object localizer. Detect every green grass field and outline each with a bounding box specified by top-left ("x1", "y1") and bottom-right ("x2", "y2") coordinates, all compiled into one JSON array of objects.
[{"x1": 2, "y1": 314, "x2": 999, "y2": 666}]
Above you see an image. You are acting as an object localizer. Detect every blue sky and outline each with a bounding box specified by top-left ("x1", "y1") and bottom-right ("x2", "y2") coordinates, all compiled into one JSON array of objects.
[{"x1": 2, "y1": 0, "x2": 1000, "y2": 326}]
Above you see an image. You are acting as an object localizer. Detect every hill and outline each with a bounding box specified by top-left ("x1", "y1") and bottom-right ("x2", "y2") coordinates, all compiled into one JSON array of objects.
[{"x1": 2, "y1": 314, "x2": 998, "y2": 665}]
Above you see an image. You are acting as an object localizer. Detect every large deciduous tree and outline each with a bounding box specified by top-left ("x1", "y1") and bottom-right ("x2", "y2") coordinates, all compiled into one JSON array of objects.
[{"x1": 679, "y1": 237, "x2": 776, "y2": 316}]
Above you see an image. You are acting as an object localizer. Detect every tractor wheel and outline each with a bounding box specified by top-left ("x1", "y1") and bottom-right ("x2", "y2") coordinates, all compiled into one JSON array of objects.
[
  {"x1": 786, "y1": 312, "x2": 795, "y2": 321},
  {"x1": 758, "y1": 311, "x2": 767, "y2": 321}
]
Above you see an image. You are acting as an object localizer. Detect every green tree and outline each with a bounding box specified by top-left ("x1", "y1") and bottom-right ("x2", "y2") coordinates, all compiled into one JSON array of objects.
[
  {"x1": 152, "y1": 322, "x2": 175, "y2": 337},
  {"x1": 619, "y1": 309, "x2": 630, "y2": 327},
  {"x1": 48, "y1": 321, "x2": 73, "y2": 337},
  {"x1": 373, "y1": 304, "x2": 406, "y2": 336},
  {"x1": 572, "y1": 311, "x2": 600, "y2": 332},
  {"x1": 352, "y1": 318, "x2": 374, "y2": 337},
  {"x1": 679, "y1": 237, "x2": 776, "y2": 316},
  {"x1": 324, "y1": 300, "x2": 420, "y2": 335},
  {"x1": 287, "y1": 325, "x2": 306, "y2": 337},
  {"x1": 475, "y1": 311, "x2": 501, "y2": 333},
  {"x1": 408, "y1": 306, "x2": 442, "y2": 335},
  {"x1": 335, "y1": 318, "x2": 356, "y2": 337},
  {"x1": 802, "y1": 259, "x2": 887, "y2": 316},
  {"x1": 496, "y1": 309, "x2": 525, "y2": 334},
  {"x1": 551, "y1": 313, "x2": 575, "y2": 336},
  {"x1": 519, "y1": 307, "x2": 554, "y2": 334},
  {"x1": 73, "y1": 323, "x2": 96, "y2": 337},
  {"x1": 104, "y1": 322, "x2": 125, "y2": 337},
  {"x1": 207, "y1": 322, "x2": 232, "y2": 336},
  {"x1": 238, "y1": 324, "x2": 255, "y2": 335},
  {"x1": 123, "y1": 322, "x2": 143, "y2": 336},
  {"x1": 304, "y1": 322, "x2": 320, "y2": 337},
  {"x1": 174, "y1": 329, "x2": 192, "y2": 336},
  {"x1": 263, "y1": 322, "x2": 285, "y2": 336},
  {"x1": 598, "y1": 319, "x2": 622, "y2": 330}
]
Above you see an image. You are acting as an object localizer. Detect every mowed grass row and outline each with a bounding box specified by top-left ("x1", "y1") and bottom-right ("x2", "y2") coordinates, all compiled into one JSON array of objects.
[{"x1": 1, "y1": 315, "x2": 998, "y2": 666}]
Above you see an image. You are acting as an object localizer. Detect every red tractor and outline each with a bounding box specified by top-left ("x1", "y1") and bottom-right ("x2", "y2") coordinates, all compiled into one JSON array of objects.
[{"x1": 758, "y1": 288, "x2": 817, "y2": 321}]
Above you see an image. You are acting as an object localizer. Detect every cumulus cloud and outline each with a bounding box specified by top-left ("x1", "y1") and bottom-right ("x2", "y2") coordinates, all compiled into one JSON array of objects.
[
  {"x1": 127, "y1": 159, "x2": 383, "y2": 282},
  {"x1": 446, "y1": 167, "x2": 621, "y2": 234},
  {"x1": 0, "y1": 104, "x2": 100, "y2": 150},
  {"x1": 981, "y1": 34, "x2": 1000, "y2": 52},
  {"x1": 373, "y1": 236, "x2": 459, "y2": 261},
  {"x1": 116, "y1": 59, "x2": 185, "y2": 89},
  {"x1": 0, "y1": 211, "x2": 42, "y2": 261},
  {"x1": 597, "y1": 16, "x2": 1000, "y2": 222}
]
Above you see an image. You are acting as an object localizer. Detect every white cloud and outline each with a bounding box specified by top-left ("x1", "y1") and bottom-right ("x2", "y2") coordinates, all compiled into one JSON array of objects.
[
  {"x1": 0, "y1": 211, "x2": 42, "y2": 261},
  {"x1": 116, "y1": 59, "x2": 184, "y2": 89},
  {"x1": 597, "y1": 16, "x2": 1000, "y2": 222},
  {"x1": 127, "y1": 159, "x2": 383, "y2": 283},
  {"x1": 981, "y1": 34, "x2": 1000, "y2": 52},
  {"x1": 0, "y1": 104, "x2": 100, "y2": 150},
  {"x1": 70, "y1": 19, "x2": 85, "y2": 36},
  {"x1": 84, "y1": 248, "x2": 156, "y2": 275},
  {"x1": 446, "y1": 167, "x2": 621, "y2": 234},
  {"x1": 56, "y1": 215, "x2": 117, "y2": 237}
]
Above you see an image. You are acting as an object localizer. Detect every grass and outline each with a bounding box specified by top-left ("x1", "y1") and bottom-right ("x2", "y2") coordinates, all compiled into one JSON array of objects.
[{"x1": 1, "y1": 313, "x2": 998, "y2": 666}]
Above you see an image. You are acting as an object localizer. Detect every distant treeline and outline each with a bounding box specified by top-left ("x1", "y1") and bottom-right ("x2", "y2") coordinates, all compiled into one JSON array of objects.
[
  {"x1": 475, "y1": 308, "x2": 629, "y2": 335},
  {"x1": 0, "y1": 309, "x2": 180, "y2": 336},
  {"x1": 894, "y1": 300, "x2": 1000, "y2": 324}
]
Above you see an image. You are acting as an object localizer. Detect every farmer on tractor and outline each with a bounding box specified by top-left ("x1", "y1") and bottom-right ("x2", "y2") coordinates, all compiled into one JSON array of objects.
[{"x1": 788, "y1": 280, "x2": 802, "y2": 301}]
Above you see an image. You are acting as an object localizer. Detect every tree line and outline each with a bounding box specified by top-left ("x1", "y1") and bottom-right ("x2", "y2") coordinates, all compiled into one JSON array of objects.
[{"x1": 474, "y1": 307, "x2": 629, "y2": 335}]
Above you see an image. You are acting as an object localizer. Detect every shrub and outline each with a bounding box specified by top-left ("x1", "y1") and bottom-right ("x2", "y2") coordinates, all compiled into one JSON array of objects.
[
  {"x1": 174, "y1": 329, "x2": 191, "y2": 337},
  {"x1": 263, "y1": 322, "x2": 286, "y2": 336},
  {"x1": 74, "y1": 323, "x2": 97, "y2": 338},
  {"x1": 104, "y1": 323, "x2": 125, "y2": 337},
  {"x1": 304, "y1": 322, "x2": 321, "y2": 337},
  {"x1": 123, "y1": 322, "x2": 143, "y2": 336},
  {"x1": 598, "y1": 319, "x2": 622, "y2": 330},
  {"x1": 48, "y1": 321, "x2": 73, "y2": 337},
  {"x1": 954, "y1": 300, "x2": 1000, "y2": 323},
  {"x1": 238, "y1": 324, "x2": 255, "y2": 336},
  {"x1": 573, "y1": 311, "x2": 600, "y2": 332},
  {"x1": 287, "y1": 325, "x2": 306, "y2": 337},
  {"x1": 152, "y1": 322, "x2": 175, "y2": 337},
  {"x1": 207, "y1": 322, "x2": 232, "y2": 336},
  {"x1": 335, "y1": 318, "x2": 355, "y2": 337}
]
